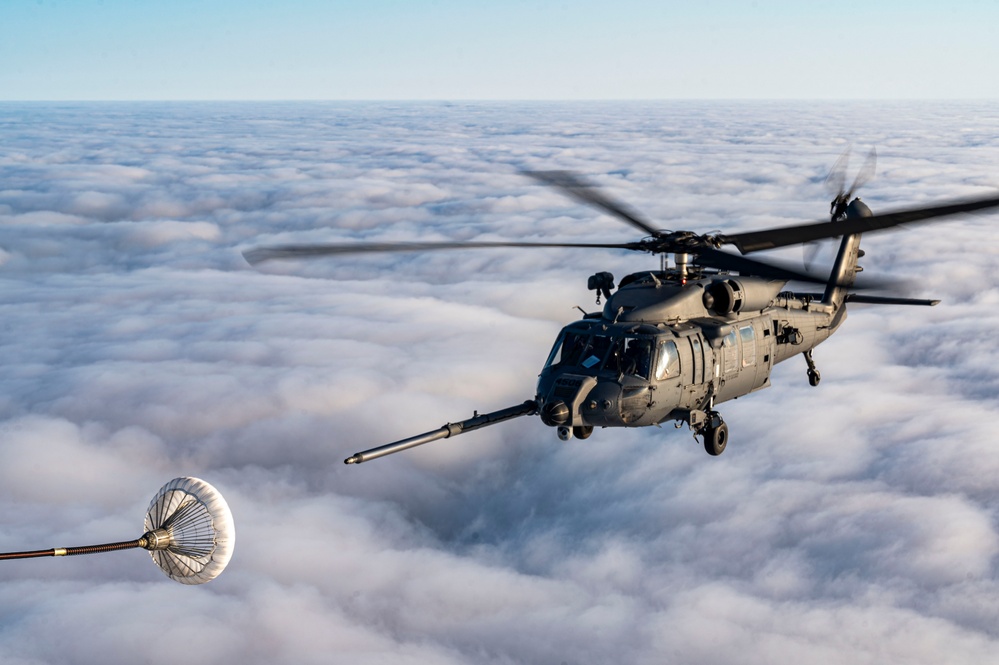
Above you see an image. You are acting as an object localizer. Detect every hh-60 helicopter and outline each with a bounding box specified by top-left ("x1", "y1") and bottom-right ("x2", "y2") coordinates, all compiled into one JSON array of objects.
[{"x1": 243, "y1": 151, "x2": 999, "y2": 462}]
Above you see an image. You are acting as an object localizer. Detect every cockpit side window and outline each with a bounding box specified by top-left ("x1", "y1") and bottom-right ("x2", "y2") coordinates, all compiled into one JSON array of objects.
[
  {"x1": 655, "y1": 340, "x2": 681, "y2": 381},
  {"x1": 606, "y1": 336, "x2": 653, "y2": 379},
  {"x1": 624, "y1": 337, "x2": 653, "y2": 379}
]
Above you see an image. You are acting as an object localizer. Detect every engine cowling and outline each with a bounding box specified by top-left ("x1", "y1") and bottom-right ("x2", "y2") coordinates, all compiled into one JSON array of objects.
[{"x1": 702, "y1": 277, "x2": 783, "y2": 315}]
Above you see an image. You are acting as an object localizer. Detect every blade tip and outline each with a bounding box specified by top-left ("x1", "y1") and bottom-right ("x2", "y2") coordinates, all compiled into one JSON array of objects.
[{"x1": 242, "y1": 249, "x2": 268, "y2": 265}]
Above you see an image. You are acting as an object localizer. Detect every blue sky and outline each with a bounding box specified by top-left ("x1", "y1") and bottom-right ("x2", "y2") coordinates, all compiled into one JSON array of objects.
[{"x1": 3, "y1": 0, "x2": 999, "y2": 100}]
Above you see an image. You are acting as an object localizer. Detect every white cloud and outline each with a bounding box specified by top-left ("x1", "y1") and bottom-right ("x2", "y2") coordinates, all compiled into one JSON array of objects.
[{"x1": 0, "y1": 101, "x2": 998, "y2": 664}]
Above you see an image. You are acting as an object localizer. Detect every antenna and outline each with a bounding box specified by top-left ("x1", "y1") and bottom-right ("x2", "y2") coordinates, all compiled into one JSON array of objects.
[{"x1": 0, "y1": 477, "x2": 235, "y2": 585}]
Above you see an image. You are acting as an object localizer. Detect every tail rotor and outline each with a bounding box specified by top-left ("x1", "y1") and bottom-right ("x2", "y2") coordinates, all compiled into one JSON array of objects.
[
  {"x1": 826, "y1": 146, "x2": 877, "y2": 221},
  {"x1": 807, "y1": 147, "x2": 877, "y2": 271}
]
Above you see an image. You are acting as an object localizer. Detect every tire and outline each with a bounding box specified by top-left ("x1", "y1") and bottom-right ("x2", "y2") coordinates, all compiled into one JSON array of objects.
[
  {"x1": 703, "y1": 422, "x2": 729, "y2": 456},
  {"x1": 573, "y1": 425, "x2": 593, "y2": 440},
  {"x1": 808, "y1": 370, "x2": 821, "y2": 386}
]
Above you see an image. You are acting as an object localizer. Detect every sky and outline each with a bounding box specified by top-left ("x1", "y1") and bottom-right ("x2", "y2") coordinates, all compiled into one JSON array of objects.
[
  {"x1": 3, "y1": 1, "x2": 999, "y2": 100},
  {"x1": 2, "y1": 2, "x2": 999, "y2": 662},
  {"x1": 0, "y1": 100, "x2": 998, "y2": 663}
]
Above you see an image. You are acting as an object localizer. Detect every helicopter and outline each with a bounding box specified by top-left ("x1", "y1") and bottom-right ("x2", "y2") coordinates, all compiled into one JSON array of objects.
[{"x1": 243, "y1": 152, "x2": 999, "y2": 462}]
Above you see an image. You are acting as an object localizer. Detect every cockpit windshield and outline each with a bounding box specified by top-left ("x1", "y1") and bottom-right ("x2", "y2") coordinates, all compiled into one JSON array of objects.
[{"x1": 545, "y1": 332, "x2": 654, "y2": 380}]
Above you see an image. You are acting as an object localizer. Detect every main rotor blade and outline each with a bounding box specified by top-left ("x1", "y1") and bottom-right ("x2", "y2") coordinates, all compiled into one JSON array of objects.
[
  {"x1": 696, "y1": 247, "x2": 897, "y2": 290},
  {"x1": 243, "y1": 239, "x2": 642, "y2": 264},
  {"x1": 523, "y1": 170, "x2": 663, "y2": 237},
  {"x1": 720, "y1": 192, "x2": 999, "y2": 254},
  {"x1": 695, "y1": 247, "x2": 831, "y2": 285}
]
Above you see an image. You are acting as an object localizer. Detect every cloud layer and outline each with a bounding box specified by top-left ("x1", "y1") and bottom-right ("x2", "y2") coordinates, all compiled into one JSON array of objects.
[{"x1": 1, "y1": 101, "x2": 998, "y2": 664}]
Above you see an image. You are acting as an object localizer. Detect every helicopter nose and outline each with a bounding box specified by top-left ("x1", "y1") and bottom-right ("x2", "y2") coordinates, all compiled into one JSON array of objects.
[{"x1": 540, "y1": 400, "x2": 570, "y2": 426}]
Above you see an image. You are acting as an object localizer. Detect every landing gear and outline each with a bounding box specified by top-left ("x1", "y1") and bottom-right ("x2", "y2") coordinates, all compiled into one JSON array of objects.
[
  {"x1": 689, "y1": 409, "x2": 728, "y2": 456},
  {"x1": 702, "y1": 415, "x2": 728, "y2": 456},
  {"x1": 803, "y1": 350, "x2": 821, "y2": 386}
]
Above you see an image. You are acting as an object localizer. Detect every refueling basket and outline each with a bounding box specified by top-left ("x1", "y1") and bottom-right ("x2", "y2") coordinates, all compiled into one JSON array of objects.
[{"x1": 0, "y1": 476, "x2": 235, "y2": 586}]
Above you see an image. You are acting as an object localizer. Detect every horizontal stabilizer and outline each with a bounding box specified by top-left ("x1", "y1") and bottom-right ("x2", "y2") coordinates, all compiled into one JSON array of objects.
[
  {"x1": 795, "y1": 293, "x2": 940, "y2": 306},
  {"x1": 846, "y1": 294, "x2": 940, "y2": 306}
]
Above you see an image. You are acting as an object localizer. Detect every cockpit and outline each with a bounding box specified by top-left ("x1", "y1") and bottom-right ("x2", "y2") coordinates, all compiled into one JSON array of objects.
[
  {"x1": 542, "y1": 326, "x2": 680, "y2": 382},
  {"x1": 536, "y1": 320, "x2": 690, "y2": 437}
]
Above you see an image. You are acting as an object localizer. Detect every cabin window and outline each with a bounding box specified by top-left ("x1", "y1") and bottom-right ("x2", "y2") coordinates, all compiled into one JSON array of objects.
[
  {"x1": 740, "y1": 325, "x2": 756, "y2": 367},
  {"x1": 655, "y1": 340, "x2": 681, "y2": 381},
  {"x1": 722, "y1": 330, "x2": 739, "y2": 374},
  {"x1": 691, "y1": 336, "x2": 704, "y2": 384}
]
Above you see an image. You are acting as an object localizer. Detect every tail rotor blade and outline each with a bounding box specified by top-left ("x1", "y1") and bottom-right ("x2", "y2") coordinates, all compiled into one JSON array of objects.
[
  {"x1": 846, "y1": 147, "x2": 877, "y2": 199},
  {"x1": 824, "y1": 146, "x2": 851, "y2": 199}
]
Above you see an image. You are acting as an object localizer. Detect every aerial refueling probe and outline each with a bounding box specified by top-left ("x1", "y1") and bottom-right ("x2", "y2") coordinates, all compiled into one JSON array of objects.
[{"x1": 344, "y1": 400, "x2": 538, "y2": 464}]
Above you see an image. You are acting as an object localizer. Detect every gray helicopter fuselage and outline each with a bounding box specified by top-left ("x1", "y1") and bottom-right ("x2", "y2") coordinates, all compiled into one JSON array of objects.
[
  {"x1": 535, "y1": 272, "x2": 843, "y2": 431},
  {"x1": 335, "y1": 166, "x2": 997, "y2": 465}
]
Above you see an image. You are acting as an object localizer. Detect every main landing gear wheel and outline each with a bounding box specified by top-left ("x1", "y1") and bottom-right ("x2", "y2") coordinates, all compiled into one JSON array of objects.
[
  {"x1": 573, "y1": 425, "x2": 593, "y2": 440},
  {"x1": 803, "y1": 350, "x2": 821, "y2": 386},
  {"x1": 702, "y1": 417, "x2": 729, "y2": 456}
]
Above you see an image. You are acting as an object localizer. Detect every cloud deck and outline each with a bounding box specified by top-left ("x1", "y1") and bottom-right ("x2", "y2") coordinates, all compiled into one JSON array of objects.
[{"x1": 1, "y1": 101, "x2": 998, "y2": 664}]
